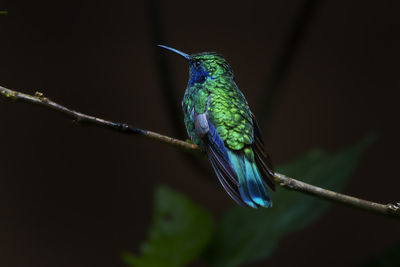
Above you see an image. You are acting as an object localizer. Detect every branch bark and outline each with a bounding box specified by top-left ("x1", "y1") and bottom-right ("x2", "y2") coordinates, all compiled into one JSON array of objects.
[{"x1": 1, "y1": 85, "x2": 399, "y2": 219}]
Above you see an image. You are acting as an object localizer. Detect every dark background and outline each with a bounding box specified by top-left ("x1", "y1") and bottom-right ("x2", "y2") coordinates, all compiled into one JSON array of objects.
[{"x1": 0, "y1": 1, "x2": 399, "y2": 266}]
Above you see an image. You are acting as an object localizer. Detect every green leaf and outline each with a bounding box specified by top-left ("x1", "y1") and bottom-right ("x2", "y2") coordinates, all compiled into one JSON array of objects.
[
  {"x1": 123, "y1": 185, "x2": 214, "y2": 267},
  {"x1": 0, "y1": 11, "x2": 8, "y2": 15},
  {"x1": 206, "y1": 134, "x2": 375, "y2": 267}
]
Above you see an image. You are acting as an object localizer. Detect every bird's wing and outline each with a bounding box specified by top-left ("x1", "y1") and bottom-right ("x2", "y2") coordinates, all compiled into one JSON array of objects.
[
  {"x1": 251, "y1": 114, "x2": 275, "y2": 190},
  {"x1": 193, "y1": 110, "x2": 246, "y2": 206},
  {"x1": 208, "y1": 83, "x2": 275, "y2": 191},
  {"x1": 207, "y1": 82, "x2": 254, "y2": 151}
]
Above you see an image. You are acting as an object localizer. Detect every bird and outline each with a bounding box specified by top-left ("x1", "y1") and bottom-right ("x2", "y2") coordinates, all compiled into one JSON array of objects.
[{"x1": 158, "y1": 45, "x2": 275, "y2": 208}]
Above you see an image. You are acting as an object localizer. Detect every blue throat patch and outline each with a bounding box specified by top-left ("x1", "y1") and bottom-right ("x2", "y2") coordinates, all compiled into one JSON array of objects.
[{"x1": 189, "y1": 66, "x2": 210, "y2": 85}]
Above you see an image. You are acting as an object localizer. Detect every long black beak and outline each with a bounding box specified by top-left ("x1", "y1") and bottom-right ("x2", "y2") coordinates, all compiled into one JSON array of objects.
[{"x1": 157, "y1": 45, "x2": 191, "y2": 60}]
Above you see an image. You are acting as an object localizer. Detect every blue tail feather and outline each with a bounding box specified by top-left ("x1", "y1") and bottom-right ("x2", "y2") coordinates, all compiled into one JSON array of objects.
[
  {"x1": 227, "y1": 150, "x2": 272, "y2": 208},
  {"x1": 228, "y1": 153, "x2": 257, "y2": 208},
  {"x1": 251, "y1": 161, "x2": 272, "y2": 207}
]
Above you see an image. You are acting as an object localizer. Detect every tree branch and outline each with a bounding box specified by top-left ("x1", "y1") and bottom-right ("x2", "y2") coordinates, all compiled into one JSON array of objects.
[
  {"x1": 274, "y1": 173, "x2": 400, "y2": 218},
  {"x1": 1, "y1": 85, "x2": 399, "y2": 219},
  {"x1": 0, "y1": 85, "x2": 199, "y2": 153}
]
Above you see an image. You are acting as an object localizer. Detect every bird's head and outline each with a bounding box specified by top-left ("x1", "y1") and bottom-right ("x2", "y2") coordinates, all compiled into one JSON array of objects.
[{"x1": 157, "y1": 45, "x2": 233, "y2": 85}]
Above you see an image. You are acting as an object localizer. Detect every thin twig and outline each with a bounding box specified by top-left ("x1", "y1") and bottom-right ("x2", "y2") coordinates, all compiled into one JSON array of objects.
[
  {"x1": 147, "y1": 0, "x2": 185, "y2": 138},
  {"x1": 257, "y1": 0, "x2": 320, "y2": 130},
  {"x1": 1, "y1": 85, "x2": 399, "y2": 219},
  {"x1": 147, "y1": 0, "x2": 212, "y2": 178},
  {"x1": 0, "y1": 86, "x2": 199, "y2": 153},
  {"x1": 274, "y1": 173, "x2": 400, "y2": 218}
]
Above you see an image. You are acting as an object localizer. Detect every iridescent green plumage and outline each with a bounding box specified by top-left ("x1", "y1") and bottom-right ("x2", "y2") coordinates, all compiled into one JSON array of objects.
[
  {"x1": 158, "y1": 45, "x2": 275, "y2": 208},
  {"x1": 183, "y1": 53, "x2": 253, "y2": 150}
]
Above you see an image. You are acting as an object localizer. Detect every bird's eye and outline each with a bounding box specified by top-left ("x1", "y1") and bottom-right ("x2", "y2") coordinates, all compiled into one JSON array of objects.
[{"x1": 194, "y1": 61, "x2": 201, "y2": 67}]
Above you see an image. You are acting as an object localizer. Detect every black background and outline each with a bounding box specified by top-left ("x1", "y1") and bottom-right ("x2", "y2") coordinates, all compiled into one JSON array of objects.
[{"x1": 0, "y1": 1, "x2": 399, "y2": 266}]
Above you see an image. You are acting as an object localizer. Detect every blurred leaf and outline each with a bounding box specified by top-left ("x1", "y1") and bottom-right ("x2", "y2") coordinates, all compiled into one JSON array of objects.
[
  {"x1": 363, "y1": 240, "x2": 400, "y2": 266},
  {"x1": 206, "y1": 134, "x2": 375, "y2": 267},
  {"x1": 122, "y1": 185, "x2": 214, "y2": 267}
]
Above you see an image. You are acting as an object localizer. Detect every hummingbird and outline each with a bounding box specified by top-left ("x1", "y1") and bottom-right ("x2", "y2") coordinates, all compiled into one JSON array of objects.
[{"x1": 158, "y1": 45, "x2": 275, "y2": 208}]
